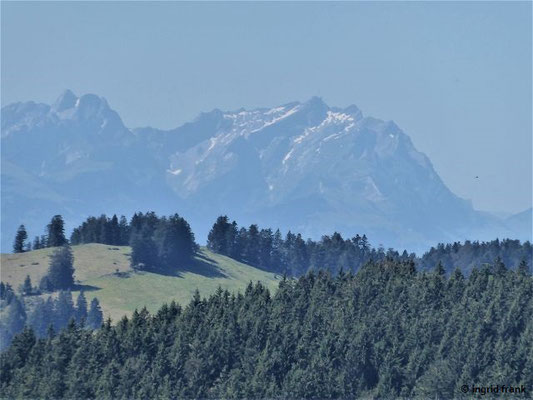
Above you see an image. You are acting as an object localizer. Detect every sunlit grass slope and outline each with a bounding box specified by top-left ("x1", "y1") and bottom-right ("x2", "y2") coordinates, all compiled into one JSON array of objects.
[{"x1": 1, "y1": 244, "x2": 281, "y2": 321}]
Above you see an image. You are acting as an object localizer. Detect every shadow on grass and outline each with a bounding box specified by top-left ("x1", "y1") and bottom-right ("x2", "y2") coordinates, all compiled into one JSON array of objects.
[
  {"x1": 183, "y1": 256, "x2": 227, "y2": 278},
  {"x1": 136, "y1": 253, "x2": 227, "y2": 279},
  {"x1": 72, "y1": 284, "x2": 100, "y2": 292}
]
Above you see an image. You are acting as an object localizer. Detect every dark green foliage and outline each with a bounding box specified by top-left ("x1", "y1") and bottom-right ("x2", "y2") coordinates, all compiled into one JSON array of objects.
[
  {"x1": 70, "y1": 214, "x2": 130, "y2": 246},
  {"x1": 46, "y1": 245, "x2": 75, "y2": 290},
  {"x1": 0, "y1": 296, "x2": 26, "y2": 350},
  {"x1": 46, "y1": 215, "x2": 67, "y2": 247},
  {"x1": 129, "y1": 212, "x2": 197, "y2": 272},
  {"x1": 420, "y1": 239, "x2": 532, "y2": 274},
  {"x1": 207, "y1": 217, "x2": 403, "y2": 275},
  {"x1": 0, "y1": 283, "x2": 15, "y2": 303},
  {"x1": 28, "y1": 298, "x2": 52, "y2": 338},
  {"x1": 53, "y1": 291, "x2": 75, "y2": 330},
  {"x1": 154, "y1": 214, "x2": 197, "y2": 270},
  {"x1": 87, "y1": 298, "x2": 103, "y2": 329},
  {"x1": 75, "y1": 292, "x2": 88, "y2": 324},
  {"x1": 21, "y1": 275, "x2": 33, "y2": 296},
  {"x1": 130, "y1": 225, "x2": 158, "y2": 269},
  {"x1": 0, "y1": 290, "x2": 96, "y2": 351},
  {"x1": 32, "y1": 236, "x2": 42, "y2": 250},
  {"x1": 208, "y1": 217, "x2": 532, "y2": 278},
  {"x1": 1, "y1": 261, "x2": 531, "y2": 399},
  {"x1": 67, "y1": 211, "x2": 197, "y2": 273},
  {"x1": 207, "y1": 216, "x2": 234, "y2": 254},
  {"x1": 13, "y1": 225, "x2": 28, "y2": 253},
  {"x1": 38, "y1": 276, "x2": 54, "y2": 293}
]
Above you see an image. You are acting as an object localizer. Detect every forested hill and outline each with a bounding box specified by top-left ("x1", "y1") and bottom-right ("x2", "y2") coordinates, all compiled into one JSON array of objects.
[
  {"x1": 419, "y1": 239, "x2": 532, "y2": 274},
  {"x1": 1, "y1": 260, "x2": 532, "y2": 399}
]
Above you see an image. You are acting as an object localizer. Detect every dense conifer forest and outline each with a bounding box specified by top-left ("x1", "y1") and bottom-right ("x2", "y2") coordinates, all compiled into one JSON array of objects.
[
  {"x1": 419, "y1": 239, "x2": 532, "y2": 274},
  {"x1": 206, "y1": 216, "x2": 532, "y2": 275},
  {"x1": 16, "y1": 212, "x2": 531, "y2": 277},
  {"x1": 1, "y1": 260, "x2": 531, "y2": 398}
]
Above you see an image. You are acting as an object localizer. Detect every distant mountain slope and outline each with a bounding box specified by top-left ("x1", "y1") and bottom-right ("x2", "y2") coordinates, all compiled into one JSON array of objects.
[
  {"x1": 1, "y1": 91, "x2": 529, "y2": 252},
  {"x1": 0, "y1": 244, "x2": 281, "y2": 321}
]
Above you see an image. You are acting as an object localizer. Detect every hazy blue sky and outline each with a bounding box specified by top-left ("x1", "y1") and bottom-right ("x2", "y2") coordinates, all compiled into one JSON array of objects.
[{"x1": 2, "y1": 1, "x2": 531, "y2": 214}]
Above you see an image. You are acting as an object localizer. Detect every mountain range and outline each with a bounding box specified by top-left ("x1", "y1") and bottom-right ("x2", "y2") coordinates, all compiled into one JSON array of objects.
[{"x1": 1, "y1": 90, "x2": 530, "y2": 253}]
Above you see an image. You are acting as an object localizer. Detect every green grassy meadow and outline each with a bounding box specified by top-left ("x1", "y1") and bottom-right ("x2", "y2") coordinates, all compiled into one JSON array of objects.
[{"x1": 1, "y1": 244, "x2": 281, "y2": 321}]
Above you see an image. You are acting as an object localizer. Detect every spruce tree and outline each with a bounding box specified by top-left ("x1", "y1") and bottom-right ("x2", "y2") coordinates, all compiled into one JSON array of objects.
[
  {"x1": 21, "y1": 275, "x2": 33, "y2": 296},
  {"x1": 76, "y1": 292, "x2": 88, "y2": 324},
  {"x1": 87, "y1": 298, "x2": 103, "y2": 329},
  {"x1": 130, "y1": 225, "x2": 158, "y2": 270},
  {"x1": 13, "y1": 225, "x2": 28, "y2": 253},
  {"x1": 40, "y1": 235, "x2": 48, "y2": 248},
  {"x1": 32, "y1": 236, "x2": 41, "y2": 250},
  {"x1": 47, "y1": 215, "x2": 67, "y2": 247},
  {"x1": 518, "y1": 259, "x2": 530, "y2": 276},
  {"x1": 155, "y1": 214, "x2": 196, "y2": 271},
  {"x1": 118, "y1": 216, "x2": 130, "y2": 245},
  {"x1": 207, "y1": 216, "x2": 231, "y2": 254},
  {"x1": 39, "y1": 276, "x2": 54, "y2": 293},
  {"x1": 54, "y1": 290, "x2": 75, "y2": 330},
  {"x1": 47, "y1": 244, "x2": 75, "y2": 290}
]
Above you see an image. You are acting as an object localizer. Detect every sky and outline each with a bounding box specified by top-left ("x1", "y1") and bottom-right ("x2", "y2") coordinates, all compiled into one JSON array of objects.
[{"x1": 1, "y1": 1, "x2": 531, "y2": 215}]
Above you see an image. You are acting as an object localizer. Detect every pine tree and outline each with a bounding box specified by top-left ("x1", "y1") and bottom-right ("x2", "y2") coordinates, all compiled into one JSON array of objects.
[
  {"x1": 28, "y1": 298, "x2": 51, "y2": 338},
  {"x1": 39, "y1": 276, "x2": 54, "y2": 293},
  {"x1": 47, "y1": 215, "x2": 67, "y2": 247},
  {"x1": 130, "y1": 225, "x2": 158, "y2": 270},
  {"x1": 110, "y1": 214, "x2": 120, "y2": 245},
  {"x1": 518, "y1": 259, "x2": 530, "y2": 276},
  {"x1": 40, "y1": 235, "x2": 48, "y2": 248},
  {"x1": 76, "y1": 292, "x2": 88, "y2": 324},
  {"x1": 3, "y1": 296, "x2": 26, "y2": 347},
  {"x1": 54, "y1": 290, "x2": 75, "y2": 331},
  {"x1": 155, "y1": 214, "x2": 196, "y2": 271},
  {"x1": 47, "y1": 244, "x2": 75, "y2": 290},
  {"x1": 32, "y1": 236, "x2": 41, "y2": 250},
  {"x1": 21, "y1": 275, "x2": 33, "y2": 296},
  {"x1": 243, "y1": 225, "x2": 261, "y2": 266},
  {"x1": 13, "y1": 225, "x2": 28, "y2": 253},
  {"x1": 207, "y1": 216, "x2": 231, "y2": 254},
  {"x1": 118, "y1": 215, "x2": 130, "y2": 245},
  {"x1": 87, "y1": 298, "x2": 103, "y2": 329}
]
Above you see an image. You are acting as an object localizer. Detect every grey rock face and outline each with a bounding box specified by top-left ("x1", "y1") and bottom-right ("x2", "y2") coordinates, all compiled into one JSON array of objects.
[{"x1": 1, "y1": 91, "x2": 529, "y2": 252}]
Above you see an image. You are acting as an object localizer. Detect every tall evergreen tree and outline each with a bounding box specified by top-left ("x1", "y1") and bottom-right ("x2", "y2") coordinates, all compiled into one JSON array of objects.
[
  {"x1": 76, "y1": 292, "x2": 88, "y2": 324},
  {"x1": 13, "y1": 225, "x2": 28, "y2": 253},
  {"x1": 32, "y1": 236, "x2": 41, "y2": 250},
  {"x1": 154, "y1": 214, "x2": 196, "y2": 271},
  {"x1": 207, "y1": 216, "x2": 232, "y2": 254},
  {"x1": 87, "y1": 298, "x2": 103, "y2": 329},
  {"x1": 47, "y1": 215, "x2": 67, "y2": 247},
  {"x1": 54, "y1": 290, "x2": 75, "y2": 330},
  {"x1": 118, "y1": 215, "x2": 130, "y2": 245},
  {"x1": 21, "y1": 275, "x2": 33, "y2": 296},
  {"x1": 130, "y1": 225, "x2": 158, "y2": 270},
  {"x1": 46, "y1": 244, "x2": 75, "y2": 290}
]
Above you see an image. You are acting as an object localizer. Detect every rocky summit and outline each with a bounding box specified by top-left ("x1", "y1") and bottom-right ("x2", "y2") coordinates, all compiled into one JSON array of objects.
[{"x1": 1, "y1": 91, "x2": 529, "y2": 252}]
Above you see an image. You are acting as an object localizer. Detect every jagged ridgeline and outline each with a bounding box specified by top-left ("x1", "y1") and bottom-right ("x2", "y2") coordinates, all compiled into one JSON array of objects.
[
  {"x1": 3, "y1": 91, "x2": 531, "y2": 254},
  {"x1": 1, "y1": 262, "x2": 532, "y2": 399}
]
